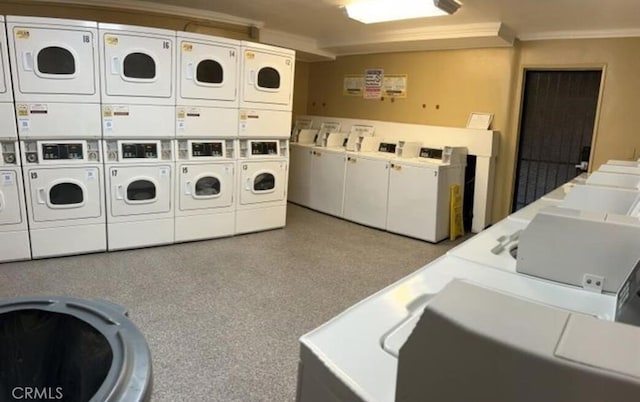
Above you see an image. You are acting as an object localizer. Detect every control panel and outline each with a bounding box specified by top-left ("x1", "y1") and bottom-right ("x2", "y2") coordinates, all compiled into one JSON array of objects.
[
  {"x1": 104, "y1": 140, "x2": 173, "y2": 162},
  {"x1": 239, "y1": 139, "x2": 287, "y2": 158},
  {"x1": 378, "y1": 142, "x2": 397, "y2": 154},
  {"x1": 176, "y1": 140, "x2": 234, "y2": 161},
  {"x1": 251, "y1": 141, "x2": 278, "y2": 156},
  {"x1": 419, "y1": 147, "x2": 443, "y2": 160},
  {"x1": 22, "y1": 140, "x2": 101, "y2": 164}
]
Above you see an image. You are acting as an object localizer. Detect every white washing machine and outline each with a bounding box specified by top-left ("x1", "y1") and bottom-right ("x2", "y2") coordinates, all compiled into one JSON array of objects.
[
  {"x1": 559, "y1": 185, "x2": 640, "y2": 215},
  {"x1": 386, "y1": 146, "x2": 466, "y2": 243},
  {"x1": 99, "y1": 23, "x2": 175, "y2": 138},
  {"x1": 305, "y1": 125, "x2": 371, "y2": 218},
  {"x1": 586, "y1": 171, "x2": 640, "y2": 189},
  {"x1": 235, "y1": 139, "x2": 288, "y2": 234},
  {"x1": 598, "y1": 163, "x2": 640, "y2": 175},
  {"x1": 288, "y1": 128, "x2": 318, "y2": 206},
  {"x1": 290, "y1": 118, "x2": 313, "y2": 143},
  {"x1": 21, "y1": 140, "x2": 106, "y2": 258},
  {"x1": 174, "y1": 139, "x2": 235, "y2": 242},
  {"x1": 289, "y1": 122, "x2": 343, "y2": 207},
  {"x1": 297, "y1": 255, "x2": 621, "y2": 402},
  {"x1": 238, "y1": 42, "x2": 295, "y2": 138},
  {"x1": 343, "y1": 138, "x2": 397, "y2": 230},
  {"x1": 176, "y1": 31, "x2": 239, "y2": 138},
  {"x1": 103, "y1": 139, "x2": 174, "y2": 250},
  {"x1": 6, "y1": 16, "x2": 101, "y2": 139}
]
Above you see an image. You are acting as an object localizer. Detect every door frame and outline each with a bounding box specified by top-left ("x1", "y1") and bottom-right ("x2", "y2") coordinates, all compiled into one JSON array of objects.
[{"x1": 509, "y1": 64, "x2": 607, "y2": 212}]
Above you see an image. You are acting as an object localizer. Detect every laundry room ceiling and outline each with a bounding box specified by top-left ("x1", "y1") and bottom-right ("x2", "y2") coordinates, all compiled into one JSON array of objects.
[{"x1": 55, "y1": 0, "x2": 640, "y2": 60}]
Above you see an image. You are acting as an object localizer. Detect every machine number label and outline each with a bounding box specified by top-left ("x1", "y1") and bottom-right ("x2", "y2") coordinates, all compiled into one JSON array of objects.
[
  {"x1": 163, "y1": 41, "x2": 170, "y2": 50},
  {"x1": 105, "y1": 35, "x2": 119, "y2": 46},
  {"x1": 2, "y1": 173, "x2": 13, "y2": 185},
  {"x1": 83, "y1": 35, "x2": 90, "y2": 43},
  {"x1": 86, "y1": 169, "x2": 95, "y2": 180},
  {"x1": 182, "y1": 167, "x2": 188, "y2": 173},
  {"x1": 30, "y1": 172, "x2": 38, "y2": 179},
  {"x1": 229, "y1": 50, "x2": 235, "y2": 58},
  {"x1": 15, "y1": 30, "x2": 30, "y2": 39},
  {"x1": 111, "y1": 170, "x2": 118, "y2": 177},
  {"x1": 245, "y1": 51, "x2": 254, "y2": 59},
  {"x1": 182, "y1": 43, "x2": 192, "y2": 52}
]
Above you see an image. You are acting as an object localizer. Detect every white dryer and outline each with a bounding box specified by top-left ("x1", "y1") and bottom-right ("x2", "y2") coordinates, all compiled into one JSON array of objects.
[
  {"x1": 238, "y1": 42, "x2": 295, "y2": 138},
  {"x1": 236, "y1": 139, "x2": 288, "y2": 234},
  {"x1": 98, "y1": 23, "x2": 175, "y2": 138},
  {"x1": 174, "y1": 139, "x2": 235, "y2": 242},
  {"x1": 176, "y1": 31, "x2": 239, "y2": 138},
  {"x1": 6, "y1": 16, "x2": 101, "y2": 139},
  {"x1": 103, "y1": 139, "x2": 174, "y2": 250},
  {"x1": 21, "y1": 140, "x2": 105, "y2": 258}
]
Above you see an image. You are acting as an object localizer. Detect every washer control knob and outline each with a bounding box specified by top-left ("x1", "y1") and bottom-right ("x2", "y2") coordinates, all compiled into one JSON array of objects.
[
  {"x1": 26, "y1": 152, "x2": 38, "y2": 163},
  {"x1": 3, "y1": 153, "x2": 15, "y2": 164}
]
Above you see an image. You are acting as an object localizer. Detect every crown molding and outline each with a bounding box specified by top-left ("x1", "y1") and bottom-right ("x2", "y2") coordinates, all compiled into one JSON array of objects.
[
  {"x1": 259, "y1": 28, "x2": 336, "y2": 61},
  {"x1": 519, "y1": 28, "x2": 640, "y2": 41}
]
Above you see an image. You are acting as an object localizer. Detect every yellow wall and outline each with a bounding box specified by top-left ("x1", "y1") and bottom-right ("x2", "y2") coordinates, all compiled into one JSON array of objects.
[
  {"x1": 305, "y1": 48, "x2": 517, "y2": 221},
  {"x1": 293, "y1": 61, "x2": 310, "y2": 119},
  {"x1": 301, "y1": 38, "x2": 640, "y2": 222}
]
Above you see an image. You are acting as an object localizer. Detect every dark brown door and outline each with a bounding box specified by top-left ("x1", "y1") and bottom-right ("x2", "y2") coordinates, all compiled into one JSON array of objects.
[{"x1": 513, "y1": 70, "x2": 601, "y2": 211}]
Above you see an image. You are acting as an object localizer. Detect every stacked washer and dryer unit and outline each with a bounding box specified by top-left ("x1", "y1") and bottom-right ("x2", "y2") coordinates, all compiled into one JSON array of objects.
[
  {"x1": 8, "y1": 17, "x2": 106, "y2": 259},
  {"x1": 99, "y1": 23, "x2": 176, "y2": 251},
  {"x1": 0, "y1": 16, "x2": 30, "y2": 263},
  {"x1": 174, "y1": 32, "x2": 239, "y2": 242},
  {"x1": 236, "y1": 42, "x2": 295, "y2": 234}
]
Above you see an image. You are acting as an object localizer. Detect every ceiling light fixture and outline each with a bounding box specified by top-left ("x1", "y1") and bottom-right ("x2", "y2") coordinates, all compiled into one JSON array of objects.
[{"x1": 344, "y1": 0, "x2": 461, "y2": 24}]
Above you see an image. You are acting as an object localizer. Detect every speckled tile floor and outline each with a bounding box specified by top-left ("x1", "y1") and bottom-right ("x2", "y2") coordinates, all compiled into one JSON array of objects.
[{"x1": 0, "y1": 204, "x2": 468, "y2": 402}]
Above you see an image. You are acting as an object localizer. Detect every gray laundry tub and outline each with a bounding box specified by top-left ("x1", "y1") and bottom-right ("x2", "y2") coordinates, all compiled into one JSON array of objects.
[{"x1": 0, "y1": 297, "x2": 152, "y2": 402}]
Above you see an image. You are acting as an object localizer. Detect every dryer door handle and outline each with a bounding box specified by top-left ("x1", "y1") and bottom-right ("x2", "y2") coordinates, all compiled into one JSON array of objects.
[
  {"x1": 245, "y1": 177, "x2": 252, "y2": 190},
  {"x1": 111, "y1": 56, "x2": 120, "y2": 75},
  {"x1": 0, "y1": 192, "x2": 4, "y2": 212},
  {"x1": 116, "y1": 184, "x2": 124, "y2": 200},
  {"x1": 23, "y1": 51, "x2": 34, "y2": 72},
  {"x1": 37, "y1": 188, "x2": 46, "y2": 204},
  {"x1": 249, "y1": 70, "x2": 256, "y2": 85},
  {"x1": 185, "y1": 181, "x2": 192, "y2": 195},
  {"x1": 186, "y1": 63, "x2": 194, "y2": 80}
]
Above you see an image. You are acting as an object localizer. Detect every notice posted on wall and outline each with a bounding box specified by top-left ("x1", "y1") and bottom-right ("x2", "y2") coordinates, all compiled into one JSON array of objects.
[
  {"x1": 364, "y1": 68, "x2": 384, "y2": 99},
  {"x1": 343, "y1": 74, "x2": 364, "y2": 96},
  {"x1": 383, "y1": 74, "x2": 407, "y2": 98}
]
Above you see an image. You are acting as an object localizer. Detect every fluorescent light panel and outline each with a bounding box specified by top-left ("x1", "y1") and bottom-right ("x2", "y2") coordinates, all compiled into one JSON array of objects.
[{"x1": 345, "y1": 0, "x2": 461, "y2": 24}]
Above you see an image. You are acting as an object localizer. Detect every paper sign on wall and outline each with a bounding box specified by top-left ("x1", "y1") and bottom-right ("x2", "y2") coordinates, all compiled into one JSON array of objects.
[
  {"x1": 364, "y1": 68, "x2": 384, "y2": 99},
  {"x1": 343, "y1": 74, "x2": 364, "y2": 96},
  {"x1": 383, "y1": 74, "x2": 408, "y2": 98}
]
